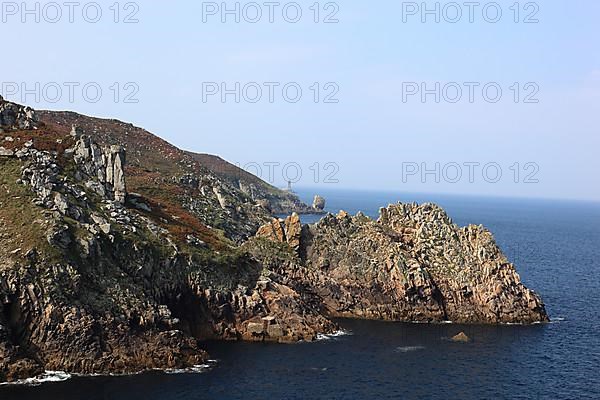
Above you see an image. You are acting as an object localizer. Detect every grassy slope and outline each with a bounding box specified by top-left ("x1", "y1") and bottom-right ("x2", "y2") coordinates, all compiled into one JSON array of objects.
[
  {"x1": 1, "y1": 123, "x2": 232, "y2": 251},
  {"x1": 0, "y1": 157, "x2": 58, "y2": 265}
]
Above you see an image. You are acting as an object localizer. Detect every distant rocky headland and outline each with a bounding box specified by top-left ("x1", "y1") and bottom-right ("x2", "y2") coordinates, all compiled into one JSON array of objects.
[{"x1": 0, "y1": 97, "x2": 548, "y2": 383}]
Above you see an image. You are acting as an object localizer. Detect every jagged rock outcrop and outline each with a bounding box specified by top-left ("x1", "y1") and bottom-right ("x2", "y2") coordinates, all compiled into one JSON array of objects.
[
  {"x1": 0, "y1": 147, "x2": 14, "y2": 157},
  {"x1": 186, "y1": 277, "x2": 335, "y2": 344},
  {"x1": 0, "y1": 96, "x2": 38, "y2": 131},
  {"x1": 72, "y1": 132, "x2": 127, "y2": 203},
  {"x1": 178, "y1": 173, "x2": 273, "y2": 243},
  {"x1": 257, "y1": 219, "x2": 286, "y2": 243},
  {"x1": 256, "y1": 213, "x2": 302, "y2": 251},
  {"x1": 183, "y1": 152, "x2": 319, "y2": 216},
  {"x1": 256, "y1": 205, "x2": 548, "y2": 324}
]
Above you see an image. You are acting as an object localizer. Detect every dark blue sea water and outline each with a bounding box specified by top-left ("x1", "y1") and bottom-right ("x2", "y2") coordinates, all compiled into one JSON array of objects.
[{"x1": 3, "y1": 189, "x2": 600, "y2": 399}]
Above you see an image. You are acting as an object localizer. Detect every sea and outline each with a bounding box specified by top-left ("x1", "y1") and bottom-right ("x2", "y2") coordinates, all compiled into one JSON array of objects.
[{"x1": 2, "y1": 188, "x2": 600, "y2": 400}]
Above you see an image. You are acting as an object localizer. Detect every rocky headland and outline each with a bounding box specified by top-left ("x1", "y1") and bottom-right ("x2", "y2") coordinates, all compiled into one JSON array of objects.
[
  {"x1": 257, "y1": 208, "x2": 546, "y2": 324},
  {"x1": 0, "y1": 97, "x2": 548, "y2": 383}
]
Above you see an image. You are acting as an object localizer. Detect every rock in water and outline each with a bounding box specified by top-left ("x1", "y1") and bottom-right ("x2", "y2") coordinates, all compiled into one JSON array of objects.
[
  {"x1": 313, "y1": 195, "x2": 326, "y2": 211},
  {"x1": 451, "y1": 332, "x2": 470, "y2": 342}
]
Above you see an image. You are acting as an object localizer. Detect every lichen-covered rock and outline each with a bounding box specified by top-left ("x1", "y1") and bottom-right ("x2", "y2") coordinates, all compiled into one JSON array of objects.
[
  {"x1": 284, "y1": 213, "x2": 302, "y2": 251},
  {"x1": 0, "y1": 147, "x2": 14, "y2": 157},
  {"x1": 73, "y1": 133, "x2": 127, "y2": 203},
  {"x1": 192, "y1": 279, "x2": 336, "y2": 344},
  {"x1": 257, "y1": 218, "x2": 286, "y2": 243}
]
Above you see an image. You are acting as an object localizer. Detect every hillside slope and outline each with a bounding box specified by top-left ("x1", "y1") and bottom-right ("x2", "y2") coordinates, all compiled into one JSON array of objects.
[{"x1": 37, "y1": 110, "x2": 316, "y2": 240}]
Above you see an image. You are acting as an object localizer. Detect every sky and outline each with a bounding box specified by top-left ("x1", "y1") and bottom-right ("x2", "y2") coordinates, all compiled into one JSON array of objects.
[{"x1": 1, "y1": 0, "x2": 599, "y2": 201}]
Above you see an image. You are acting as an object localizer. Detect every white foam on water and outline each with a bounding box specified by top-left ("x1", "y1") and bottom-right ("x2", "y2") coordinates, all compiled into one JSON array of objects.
[
  {"x1": 550, "y1": 317, "x2": 566, "y2": 323},
  {"x1": 316, "y1": 330, "x2": 353, "y2": 341},
  {"x1": 1, "y1": 361, "x2": 219, "y2": 386},
  {"x1": 164, "y1": 361, "x2": 216, "y2": 375},
  {"x1": 395, "y1": 346, "x2": 425, "y2": 353},
  {"x1": 74, "y1": 370, "x2": 145, "y2": 378},
  {"x1": 0, "y1": 371, "x2": 72, "y2": 387}
]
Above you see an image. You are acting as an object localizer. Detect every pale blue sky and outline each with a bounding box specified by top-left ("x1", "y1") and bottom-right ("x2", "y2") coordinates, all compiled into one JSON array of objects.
[{"x1": 2, "y1": 0, "x2": 599, "y2": 200}]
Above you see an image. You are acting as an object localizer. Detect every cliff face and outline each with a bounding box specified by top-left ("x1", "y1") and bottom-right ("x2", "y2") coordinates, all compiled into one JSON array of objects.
[
  {"x1": 0, "y1": 99, "x2": 335, "y2": 382},
  {"x1": 253, "y1": 209, "x2": 547, "y2": 325},
  {"x1": 0, "y1": 99, "x2": 548, "y2": 383},
  {"x1": 299, "y1": 206, "x2": 547, "y2": 324}
]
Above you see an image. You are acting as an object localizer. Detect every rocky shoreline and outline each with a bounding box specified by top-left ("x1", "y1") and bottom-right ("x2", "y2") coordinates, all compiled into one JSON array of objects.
[
  {"x1": 0, "y1": 98, "x2": 548, "y2": 383},
  {"x1": 256, "y1": 207, "x2": 547, "y2": 325}
]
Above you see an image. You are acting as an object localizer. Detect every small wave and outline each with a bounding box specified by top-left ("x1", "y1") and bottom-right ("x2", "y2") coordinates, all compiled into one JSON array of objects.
[
  {"x1": 316, "y1": 330, "x2": 353, "y2": 341},
  {"x1": 0, "y1": 371, "x2": 71, "y2": 387},
  {"x1": 164, "y1": 360, "x2": 217, "y2": 375},
  {"x1": 550, "y1": 317, "x2": 566, "y2": 323},
  {"x1": 395, "y1": 346, "x2": 425, "y2": 353},
  {"x1": 1, "y1": 362, "x2": 217, "y2": 386},
  {"x1": 72, "y1": 370, "x2": 146, "y2": 378}
]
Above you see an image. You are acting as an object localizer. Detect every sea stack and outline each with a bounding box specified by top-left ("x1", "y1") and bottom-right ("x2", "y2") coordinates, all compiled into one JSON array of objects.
[{"x1": 313, "y1": 195, "x2": 326, "y2": 211}]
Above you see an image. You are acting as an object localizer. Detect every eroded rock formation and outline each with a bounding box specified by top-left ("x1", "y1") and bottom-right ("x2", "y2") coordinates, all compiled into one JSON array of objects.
[
  {"x1": 256, "y1": 212, "x2": 302, "y2": 251},
  {"x1": 312, "y1": 195, "x2": 326, "y2": 211},
  {"x1": 256, "y1": 206, "x2": 548, "y2": 324},
  {"x1": 73, "y1": 133, "x2": 127, "y2": 203}
]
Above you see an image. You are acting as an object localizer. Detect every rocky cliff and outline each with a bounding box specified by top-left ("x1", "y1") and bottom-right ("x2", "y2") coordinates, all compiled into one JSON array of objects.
[
  {"x1": 304, "y1": 206, "x2": 546, "y2": 323},
  {"x1": 37, "y1": 109, "x2": 318, "y2": 241},
  {"x1": 254, "y1": 208, "x2": 547, "y2": 324},
  {"x1": 0, "y1": 98, "x2": 548, "y2": 383}
]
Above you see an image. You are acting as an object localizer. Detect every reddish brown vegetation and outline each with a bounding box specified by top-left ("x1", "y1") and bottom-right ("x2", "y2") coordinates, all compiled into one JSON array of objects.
[{"x1": 127, "y1": 166, "x2": 228, "y2": 250}]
